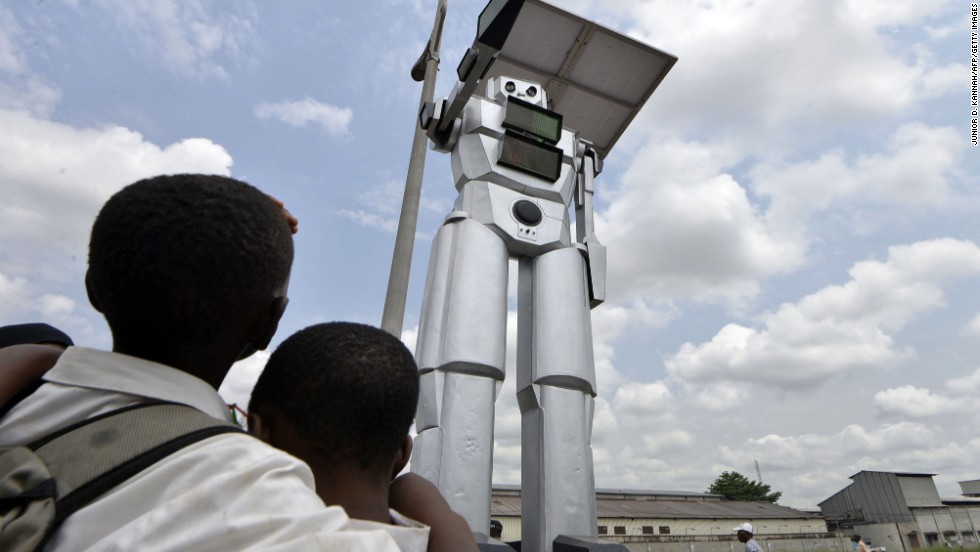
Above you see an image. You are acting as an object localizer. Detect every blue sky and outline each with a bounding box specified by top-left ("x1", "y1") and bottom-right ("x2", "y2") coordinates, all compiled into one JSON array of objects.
[{"x1": 1, "y1": 0, "x2": 978, "y2": 509}]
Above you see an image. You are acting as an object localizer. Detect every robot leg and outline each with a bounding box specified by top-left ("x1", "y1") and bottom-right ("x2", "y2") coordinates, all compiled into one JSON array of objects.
[
  {"x1": 413, "y1": 217, "x2": 509, "y2": 532},
  {"x1": 517, "y1": 247, "x2": 598, "y2": 552}
]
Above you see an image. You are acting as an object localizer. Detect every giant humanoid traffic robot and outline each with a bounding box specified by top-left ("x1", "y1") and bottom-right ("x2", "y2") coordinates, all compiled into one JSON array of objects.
[
  {"x1": 408, "y1": 2, "x2": 674, "y2": 551},
  {"x1": 413, "y1": 71, "x2": 604, "y2": 552},
  {"x1": 411, "y1": 0, "x2": 612, "y2": 535}
]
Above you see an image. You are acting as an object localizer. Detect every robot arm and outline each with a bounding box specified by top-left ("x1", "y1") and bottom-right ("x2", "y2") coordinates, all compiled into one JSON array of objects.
[
  {"x1": 419, "y1": 0, "x2": 526, "y2": 153},
  {"x1": 574, "y1": 140, "x2": 606, "y2": 308}
]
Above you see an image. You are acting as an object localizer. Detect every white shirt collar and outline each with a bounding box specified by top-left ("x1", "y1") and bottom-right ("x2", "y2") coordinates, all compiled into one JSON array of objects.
[{"x1": 44, "y1": 347, "x2": 233, "y2": 422}]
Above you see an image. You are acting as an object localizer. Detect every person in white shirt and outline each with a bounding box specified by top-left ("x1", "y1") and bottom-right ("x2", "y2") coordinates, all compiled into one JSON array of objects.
[
  {"x1": 247, "y1": 322, "x2": 478, "y2": 552},
  {"x1": 0, "y1": 174, "x2": 400, "y2": 550},
  {"x1": 735, "y1": 522, "x2": 764, "y2": 552}
]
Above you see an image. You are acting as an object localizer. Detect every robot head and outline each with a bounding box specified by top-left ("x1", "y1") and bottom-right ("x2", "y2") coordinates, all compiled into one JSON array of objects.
[{"x1": 486, "y1": 76, "x2": 548, "y2": 108}]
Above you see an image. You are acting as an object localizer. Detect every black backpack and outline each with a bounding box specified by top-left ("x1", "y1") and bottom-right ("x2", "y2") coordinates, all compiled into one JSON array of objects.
[{"x1": 0, "y1": 402, "x2": 243, "y2": 551}]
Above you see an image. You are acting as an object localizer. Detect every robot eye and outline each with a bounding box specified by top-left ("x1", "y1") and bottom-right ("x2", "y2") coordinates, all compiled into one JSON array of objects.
[
  {"x1": 505, "y1": 81, "x2": 516, "y2": 93},
  {"x1": 526, "y1": 86, "x2": 537, "y2": 97}
]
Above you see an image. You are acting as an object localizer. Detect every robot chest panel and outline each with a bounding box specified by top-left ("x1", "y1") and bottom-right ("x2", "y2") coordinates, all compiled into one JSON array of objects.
[
  {"x1": 450, "y1": 103, "x2": 576, "y2": 206},
  {"x1": 456, "y1": 183, "x2": 570, "y2": 257}
]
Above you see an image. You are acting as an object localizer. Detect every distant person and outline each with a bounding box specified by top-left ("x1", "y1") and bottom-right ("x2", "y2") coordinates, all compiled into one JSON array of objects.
[
  {"x1": 735, "y1": 522, "x2": 764, "y2": 552},
  {"x1": 852, "y1": 534, "x2": 871, "y2": 552},
  {"x1": 0, "y1": 174, "x2": 401, "y2": 550},
  {"x1": 0, "y1": 323, "x2": 73, "y2": 418},
  {"x1": 248, "y1": 321, "x2": 477, "y2": 552},
  {"x1": 490, "y1": 519, "x2": 503, "y2": 540}
]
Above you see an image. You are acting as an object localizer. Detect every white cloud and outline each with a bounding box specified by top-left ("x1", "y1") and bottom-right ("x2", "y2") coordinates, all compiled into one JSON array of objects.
[
  {"x1": 612, "y1": 381, "x2": 674, "y2": 424},
  {"x1": 353, "y1": 179, "x2": 409, "y2": 217},
  {"x1": 254, "y1": 98, "x2": 353, "y2": 136},
  {"x1": 0, "y1": 77, "x2": 61, "y2": 118},
  {"x1": 890, "y1": 440, "x2": 980, "y2": 474},
  {"x1": 591, "y1": 304, "x2": 632, "y2": 390},
  {"x1": 591, "y1": 397, "x2": 619, "y2": 444},
  {"x1": 0, "y1": 108, "x2": 233, "y2": 341},
  {"x1": 337, "y1": 209, "x2": 397, "y2": 233},
  {"x1": 618, "y1": 0, "x2": 959, "y2": 141},
  {"x1": 38, "y1": 294, "x2": 76, "y2": 321},
  {"x1": 666, "y1": 239, "x2": 980, "y2": 389},
  {"x1": 841, "y1": 0, "x2": 952, "y2": 27},
  {"x1": 642, "y1": 430, "x2": 694, "y2": 455},
  {"x1": 962, "y1": 314, "x2": 980, "y2": 337},
  {"x1": 400, "y1": 326, "x2": 418, "y2": 356},
  {"x1": 924, "y1": 23, "x2": 959, "y2": 40},
  {"x1": 218, "y1": 349, "x2": 270, "y2": 410},
  {"x1": 0, "y1": 272, "x2": 30, "y2": 319},
  {"x1": 0, "y1": 7, "x2": 61, "y2": 117},
  {"x1": 0, "y1": 109, "x2": 233, "y2": 261},
  {"x1": 873, "y1": 385, "x2": 980, "y2": 418},
  {"x1": 335, "y1": 179, "x2": 450, "y2": 236},
  {"x1": 752, "y1": 124, "x2": 965, "y2": 233},
  {"x1": 944, "y1": 368, "x2": 980, "y2": 394},
  {"x1": 871, "y1": 368, "x2": 980, "y2": 419},
  {"x1": 692, "y1": 384, "x2": 745, "y2": 412},
  {"x1": 0, "y1": 6, "x2": 26, "y2": 73},
  {"x1": 91, "y1": 0, "x2": 259, "y2": 79},
  {"x1": 720, "y1": 422, "x2": 939, "y2": 472},
  {"x1": 599, "y1": 138, "x2": 802, "y2": 305},
  {"x1": 0, "y1": 271, "x2": 101, "y2": 346}
]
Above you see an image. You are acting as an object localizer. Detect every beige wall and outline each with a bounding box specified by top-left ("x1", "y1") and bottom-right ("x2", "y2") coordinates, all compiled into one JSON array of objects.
[
  {"x1": 490, "y1": 517, "x2": 825, "y2": 542},
  {"x1": 595, "y1": 519, "x2": 824, "y2": 539}
]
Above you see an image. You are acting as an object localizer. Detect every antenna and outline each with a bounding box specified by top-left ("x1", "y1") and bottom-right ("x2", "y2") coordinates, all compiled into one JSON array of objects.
[{"x1": 755, "y1": 458, "x2": 763, "y2": 483}]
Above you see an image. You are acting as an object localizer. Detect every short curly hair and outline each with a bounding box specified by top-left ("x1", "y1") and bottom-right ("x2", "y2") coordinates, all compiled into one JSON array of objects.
[
  {"x1": 87, "y1": 174, "x2": 293, "y2": 348},
  {"x1": 249, "y1": 322, "x2": 420, "y2": 470}
]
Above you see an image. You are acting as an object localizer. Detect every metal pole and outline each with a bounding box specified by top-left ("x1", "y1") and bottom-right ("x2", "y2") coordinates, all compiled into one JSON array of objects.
[
  {"x1": 381, "y1": 0, "x2": 447, "y2": 337},
  {"x1": 964, "y1": 508, "x2": 978, "y2": 545},
  {"x1": 949, "y1": 507, "x2": 961, "y2": 545}
]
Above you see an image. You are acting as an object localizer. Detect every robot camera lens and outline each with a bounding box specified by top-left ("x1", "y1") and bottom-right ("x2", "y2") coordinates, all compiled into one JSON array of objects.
[
  {"x1": 505, "y1": 81, "x2": 516, "y2": 92},
  {"x1": 526, "y1": 86, "x2": 537, "y2": 97}
]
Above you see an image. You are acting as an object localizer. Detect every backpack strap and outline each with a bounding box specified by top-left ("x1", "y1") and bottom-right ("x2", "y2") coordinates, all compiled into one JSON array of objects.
[{"x1": 30, "y1": 402, "x2": 244, "y2": 544}]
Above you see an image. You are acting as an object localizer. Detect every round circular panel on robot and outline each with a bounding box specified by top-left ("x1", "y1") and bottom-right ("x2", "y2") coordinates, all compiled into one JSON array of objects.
[{"x1": 513, "y1": 200, "x2": 543, "y2": 226}]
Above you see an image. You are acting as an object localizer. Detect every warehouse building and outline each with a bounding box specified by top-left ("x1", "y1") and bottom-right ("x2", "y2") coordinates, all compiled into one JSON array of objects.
[
  {"x1": 820, "y1": 471, "x2": 980, "y2": 550},
  {"x1": 490, "y1": 485, "x2": 828, "y2": 550}
]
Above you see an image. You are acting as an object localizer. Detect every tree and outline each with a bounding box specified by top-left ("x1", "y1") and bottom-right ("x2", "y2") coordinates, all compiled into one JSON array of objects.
[{"x1": 708, "y1": 471, "x2": 782, "y2": 503}]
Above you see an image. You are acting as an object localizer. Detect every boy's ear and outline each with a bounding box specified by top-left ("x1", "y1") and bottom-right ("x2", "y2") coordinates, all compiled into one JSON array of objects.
[
  {"x1": 391, "y1": 435, "x2": 414, "y2": 479},
  {"x1": 84, "y1": 271, "x2": 103, "y2": 313},
  {"x1": 239, "y1": 296, "x2": 289, "y2": 361},
  {"x1": 255, "y1": 296, "x2": 289, "y2": 351},
  {"x1": 247, "y1": 411, "x2": 273, "y2": 443}
]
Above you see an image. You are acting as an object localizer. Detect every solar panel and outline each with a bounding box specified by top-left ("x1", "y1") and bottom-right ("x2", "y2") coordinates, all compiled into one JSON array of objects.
[{"x1": 481, "y1": 0, "x2": 677, "y2": 159}]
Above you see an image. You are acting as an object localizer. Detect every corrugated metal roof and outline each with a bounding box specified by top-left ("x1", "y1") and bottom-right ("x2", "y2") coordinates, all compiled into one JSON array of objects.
[
  {"x1": 494, "y1": 485, "x2": 721, "y2": 499},
  {"x1": 491, "y1": 495, "x2": 522, "y2": 516},
  {"x1": 849, "y1": 470, "x2": 936, "y2": 479},
  {"x1": 596, "y1": 489, "x2": 724, "y2": 500},
  {"x1": 491, "y1": 496, "x2": 818, "y2": 520}
]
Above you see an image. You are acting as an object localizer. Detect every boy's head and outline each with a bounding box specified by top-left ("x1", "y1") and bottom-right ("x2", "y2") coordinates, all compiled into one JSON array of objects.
[
  {"x1": 248, "y1": 322, "x2": 420, "y2": 476},
  {"x1": 87, "y1": 174, "x2": 293, "y2": 364}
]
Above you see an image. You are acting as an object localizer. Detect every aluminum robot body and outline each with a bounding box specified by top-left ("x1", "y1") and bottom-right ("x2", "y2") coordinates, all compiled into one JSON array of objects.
[
  {"x1": 414, "y1": 76, "x2": 604, "y2": 552},
  {"x1": 449, "y1": 79, "x2": 576, "y2": 257}
]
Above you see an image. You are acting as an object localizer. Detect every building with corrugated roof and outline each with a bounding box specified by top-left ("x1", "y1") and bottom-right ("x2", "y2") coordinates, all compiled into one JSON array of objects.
[
  {"x1": 819, "y1": 471, "x2": 980, "y2": 550},
  {"x1": 490, "y1": 485, "x2": 828, "y2": 548},
  {"x1": 961, "y1": 480, "x2": 980, "y2": 498}
]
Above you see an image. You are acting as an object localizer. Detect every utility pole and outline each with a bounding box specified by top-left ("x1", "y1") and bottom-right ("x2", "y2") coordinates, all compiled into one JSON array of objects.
[{"x1": 381, "y1": 0, "x2": 448, "y2": 337}]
